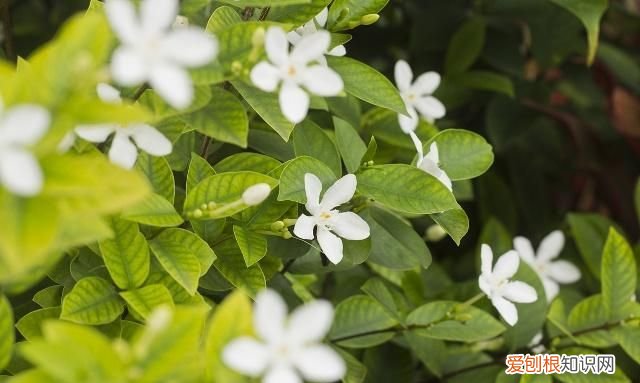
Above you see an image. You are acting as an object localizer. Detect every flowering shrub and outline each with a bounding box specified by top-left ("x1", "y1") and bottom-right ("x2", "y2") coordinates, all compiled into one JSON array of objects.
[{"x1": 0, "y1": 0, "x2": 639, "y2": 382}]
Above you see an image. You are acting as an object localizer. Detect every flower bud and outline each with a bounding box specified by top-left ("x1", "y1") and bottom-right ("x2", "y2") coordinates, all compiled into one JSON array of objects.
[
  {"x1": 360, "y1": 14, "x2": 380, "y2": 25},
  {"x1": 271, "y1": 221, "x2": 286, "y2": 231},
  {"x1": 193, "y1": 209, "x2": 203, "y2": 218},
  {"x1": 242, "y1": 183, "x2": 271, "y2": 206},
  {"x1": 173, "y1": 15, "x2": 189, "y2": 28},
  {"x1": 425, "y1": 224, "x2": 447, "y2": 242}
]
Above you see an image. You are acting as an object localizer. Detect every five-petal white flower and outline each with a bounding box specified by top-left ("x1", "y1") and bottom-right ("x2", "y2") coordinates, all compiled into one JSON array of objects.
[
  {"x1": 478, "y1": 244, "x2": 538, "y2": 326},
  {"x1": 394, "y1": 60, "x2": 446, "y2": 133},
  {"x1": 412, "y1": 139, "x2": 452, "y2": 191},
  {"x1": 223, "y1": 289, "x2": 346, "y2": 383},
  {"x1": 105, "y1": 0, "x2": 218, "y2": 109},
  {"x1": 75, "y1": 83, "x2": 172, "y2": 169},
  {"x1": 293, "y1": 173, "x2": 370, "y2": 264},
  {"x1": 0, "y1": 100, "x2": 50, "y2": 196},
  {"x1": 513, "y1": 231, "x2": 581, "y2": 302},
  {"x1": 250, "y1": 26, "x2": 344, "y2": 124},
  {"x1": 287, "y1": 8, "x2": 347, "y2": 60}
]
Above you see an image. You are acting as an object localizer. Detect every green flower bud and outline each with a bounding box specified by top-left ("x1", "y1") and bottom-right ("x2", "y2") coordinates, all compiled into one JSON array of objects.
[
  {"x1": 271, "y1": 221, "x2": 286, "y2": 231},
  {"x1": 360, "y1": 14, "x2": 380, "y2": 26}
]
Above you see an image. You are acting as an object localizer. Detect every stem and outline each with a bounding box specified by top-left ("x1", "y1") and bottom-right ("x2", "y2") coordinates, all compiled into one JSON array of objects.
[
  {"x1": 241, "y1": 7, "x2": 254, "y2": 21},
  {"x1": 131, "y1": 84, "x2": 149, "y2": 101},
  {"x1": 1, "y1": 0, "x2": 15, "y2": 61},
  {"x1": 258, "y1": 7, "x2": 271, "y2": 21},
  {"x1": 200, "y1": 136, "x2": 211, "y2": 158},
  {"x1": 459, "y1": 293, "x2": 485, "y2": 307}
]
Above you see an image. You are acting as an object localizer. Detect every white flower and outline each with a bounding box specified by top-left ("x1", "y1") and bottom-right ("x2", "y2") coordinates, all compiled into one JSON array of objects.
[
  {"x1": 412, "y1": 139, "x2": 451, "y2": 191},
  {"x1": 394, "y1": 60, "x2": 446, "y2": 133},
  {"x1": 513, "y1": 231, "x2": 581, "y2": 302},
  {"x1": 528, "y1": 331, "x2": 546, "y2": 354},
  {"x1": 287, "y1": 8, "x2": 347, "y2": 60},
  {"x1": 75, "y1": 83, "x2": 172, "y2": 169},
  {"x1": 478, "y1": 244, "x2": 538, "y2": 326},
  {"x1": 250, "y1": 27, "x2": 344, "y2": 124},
  {"x1": 105, "y1": 0, "x2": 218, "y2": 109},
  {"x1": 0, "y1": 100, "x2": 50, "y2": 196},
  {"x1": 223, "y1": 289, "x2": 346, "y2": 383},
  {"x1": 242, "y1": 183, "x2": 272, "y2": 206},
  {"x1": 293, "y1": 173, "x2": 370, "y2": 264}
]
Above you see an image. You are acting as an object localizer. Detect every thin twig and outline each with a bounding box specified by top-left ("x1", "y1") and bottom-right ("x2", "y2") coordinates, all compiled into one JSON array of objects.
[
  {"x1": 1, "y1": 0, "x2": 15, "y2": 61},
  {"x1": 258, "y1": 7, "x2": 271, "y2": 21}
]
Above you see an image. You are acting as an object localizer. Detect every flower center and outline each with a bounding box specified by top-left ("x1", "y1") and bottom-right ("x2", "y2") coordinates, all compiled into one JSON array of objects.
[{"x1": 286, "y1": 65, "x2": 297, "y2": 78}]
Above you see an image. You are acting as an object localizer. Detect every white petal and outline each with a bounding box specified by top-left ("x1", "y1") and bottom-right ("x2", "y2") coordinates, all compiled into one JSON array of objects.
[
  {"x1": 480, "y1": 244, "x2": 493, "y2": 276},
  {"x1": 109, "y1": 132, "x2": 138, "y2": 169},
  {"x1": 254, "y1": 289, "x2": 287, "y2": 344},
  {"x1": 290, "y1": 31, "x2": 330, "y2": 65},
  {"x1": 222, "y1": 337, "x2": 269, "y2": 377},
  {"x1": 437, "y1": 171, "x2": 452, "y2": 191},
  {"x1": 542, "y1": 277, "x2": 560, "y2": 302},
  {"x1": 279, "y1": 82, "x2": 309, "y2": 124},
  {"x1": 104, "y1": 0, "x2": 140, "y2": 45},
  {"x1": 149, "y1": 64, "x2": 193, "y2": 109},
  {"x1": 287, "y1": 30, "x2": 304, "y2": 45},
  {"x1": 250, "y1": 62, "x2": 281, "y2": 92},
  {"x1": 320, "y1": 174, "x2": 356, "y2": 210},
  {"x1": 264, "y1": 366, "x2": 301, "y2": 383},
  {"x1": 547, "y1": 260, "x2": 581, "y2": 284},
  {"x1": 293, "y1": 214, "x2": 317, "y2": 240},
  {"x1": 0, "y1": 105, "x2": 50, "y2": 145},
  {"x1": 478, "y1": 275, "x2": 492, "y2": 298},
  {"x1": 57, "y1": 132, "x2": 75, "y2": 153},
  {"x1": 287, "y1": 300, "x2": 334, "y2": 344},
  {"x1": 293, "y1": 345, "x2": 346, "y2": 382},
  {"x1": 140, "y1": 0, "x2": 178, "y2": 35},
  {"x1": 301, "y1": 65, "x2": 343, "y2": 96},
  {"x1": 501, "y1": 281, "x2": 538, "y2": 303},
  {"x1": 492, "y1": 296, "x2": 518, "y2": 326},
  {"x1": 317, "y1": 228, "x2": 343, "y2": 264},
  {"x1": 161, "y1": 27, "x2": 218, "y2": 67},
  {"x1": 265, "y1": 27, "x2": 290, "y2": 67},
  {"x1": 537, "y1": 230, "x2": 565, "y2": 262},
  {"x1": 304, "y1": 173, "x2": 322, "y2": 214},
  {"x1": 394, "y1": 60, "x2": 413, "y2": 93},
  {"x1": 328, "y1": 45, "x2": 346, "y2": 57},
  {"x1": 513, "y1": 236, "x2": 536, "y2": 264},
  {"x1": 409, "y1": 131, "x2": 424, "y2": 162},
  {"x1": 425, "y1": 142, "x2": 439, "y2": 164},
  {"x1": 315, "y1": 7, "x2": 329, "y2": 27},
  {"x1": 398, "y1": 106, "x2": 418, "y2": 133},
  {"x1": 414, "y1": 96, "x2": 446, "y2": 120},
  {"x1": 493, "y1": 250, "x2": 520, "y2": 281},
  {"x1": 332, "y1": 212, "x2": 370, "y2": 240},
  {"x1": 0, "y1": 149, "x2": 43, "y2": 196},
  {"x1": 411, "y1": 71, "x2": 441, "y2": 95},
  {"x1": 97, "y1": 83, "x2": 122, "y2": 103},
  {"x1": 129, "y1": 124, "x2": 172, "y2": 156},
  {"x1": 111, "y1": 47, "x2": 147, "y2": 86},
  {"x1": 75, "y1": 125, "x2": 116, "y2": 143}
]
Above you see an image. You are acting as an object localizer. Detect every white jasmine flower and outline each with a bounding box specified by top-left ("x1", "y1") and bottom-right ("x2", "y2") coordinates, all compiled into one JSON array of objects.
[
  {"x1": 223, "y1": 289, "x2": 346, "y2": 383},
  {"x1": 513, "y1": 231, "x2": 581, "y2": 302},
  {"x1": 105, "y1": 0, "x2": 218, "y2": 109},
  {"x1": 394, "y1": 60, "x2": 446, "y2": 133},
  {"x1": 293, "y1": 173, "x2": 369, "y2": 264},
  {"x1": 75, "y1": 83, "x2": 172, "y2": 169},
  {"x1": 287, "y1": 8, "x2": 346, "y2": 59},
  {"x1": 242, "y1": 183, "x2": 272, "y2": 206},
  {"x1": 250, "y1": 27, "x2": 344, "y2": 124},
  {"x1": 412, "y1": 139, "x2": 452, "y2": 191},
  {"x1": 478, "y1": 244, "x2": 538, "y2": 326},
  {"x1": 0, "y1": 100, "x2": 50, "y2": 196},
  {"x1": 528, "y1": 331, "x2": 546, "y2": 354}
]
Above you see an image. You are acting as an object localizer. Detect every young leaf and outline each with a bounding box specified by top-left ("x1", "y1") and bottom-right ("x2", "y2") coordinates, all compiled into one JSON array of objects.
[
  {"x1": 550, "y1": 0, "x2": 608, "y2": 64},
  {"x1": 153, "y1": 228, "x2": 217, "y2": 275},
  {"x1": 61, "y1": 277, "x2": 125, "y2": 325},
  {"x1": 149, "y1": 234, "x2": 202, "y2": 295},
  {"x1": 233, "y1": 226, "x2": 268, "y2": 267},
  {"x1": 120, "y1": 284, "x2": 174, "y2": 320},
  {"x1": 187, "y1": 153, "x2": 216, "y2": 194},
  {"x1": 205, "y1": 6, "x2": 242, "y2": 33},
  {"x1": 120, "y1": 193, "x2": 184, "y2": 227},
  {"x1": 135, "y1": 153, "x2": 175, "y2": 204},
  {"x1": 98, "y1": 218, "x2": 150, "y2": 290},
  {"x1": 601, "y1": 228, "x2": 637, "y2": 321},
  {"x1": 327, "y1": 0, "x2": 389, "y2": 31}
]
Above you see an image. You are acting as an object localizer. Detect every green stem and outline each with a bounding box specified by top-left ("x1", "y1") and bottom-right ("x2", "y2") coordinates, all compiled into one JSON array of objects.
[{"x1": 0, "y1": 0, "x2": 15, "y2": 61}]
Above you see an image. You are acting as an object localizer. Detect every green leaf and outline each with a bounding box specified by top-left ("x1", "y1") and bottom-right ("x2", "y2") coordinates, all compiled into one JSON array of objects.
[
  {"x1": 232, "y1": 80, "x2": 296, "y2": 141},
  {"x1": 449, "y1": 70, "x2": 514, "y2": 97},
  {"x1": 337, "y1": 347, "x2": 368, "y2": 383},
  {"x1": 635, "y1": 177, "x2": 640, "y2": 223},
  {"x1": 430, "y1": 208, "x2": 469, "y2": 245},
  {"x1": 268, "y1": 0, "x2": 331, "y2": 25},
  {"x1": 120, "y1": 284, "x2": 174, "y2": 320},
  {"x1": 406, "y1": 301, "x2": 506, "y2": 342},
  {"x1": 121, "y1": 193, "x2": 184, "y2": 227},
  {"x1": 445, "y1": 17, "x2": 486, "y2": 74},
  {"x1": 183, "y1": 87, "x2": 249, "y2": 148},
  {"x1": 186, "y1": 153, "x2": 216, "y2": 194},
  {"x1": 33, "y1": 285, "x2": 63, "y2": 308},
  {"x1": 326, "y1": 56, "x2": 406, "y2": 115},
  {"x1": 361, "y1": 277, "x2": 403, "y2": 321},
  {"x1": 550, "y1": 0, "x2": 608, "y2": 65},
  {"x1": 61, "y1": 277, "x2": 125, "y2": 325},
  {"x1": 357, "y1": 165, "x2": 457, "y2": 214},
  {"x1": 213, "y1": 241, "x2": 266, "y2": 298},
  {"x1": 205, "y1": 6, "x2": 242, "y2": 33},
  {"x1": 135, "y1": 153, "x2": 175, "y2": 203},
  {"x1": 160, "y1": 228, "x2": 217, "y2": 274},
  {"x1": 149, "y1": 233, "x2": 202, "y2": 295},
  {"x1": 293, "y1": 120, "x2": 342, "y2": 177},
  {"x1": 362, "y1": 206, "x2": 431, "y2": 270},
  {"x1": 601, "y1": 228, "x2": 637, "y2": 321},
  {"x1": 233, "y1": 226, "x2": 268, "y2": 267},
  {"x1": 15, "y1": 307, "x2": 61, "y2": 341},
  {"x1": 362, "y1": 107, "x2": 438, "y2": 149},
  {"x1": 138, "y1": 85, "x2": 213, "y2": 121},
  {"x1": 334, "y1": 117, "x2": 367, "y2": 173},
  {"x1": 597, "y1": 42, "x2": 640, "y2": 94},
  {"x1": 218, "y1": 0, "x2": 310, "y2": 6},
  {"x1": 568, "y1": 213, "x2": 618, "y2": 279},
  {"x1": 612, "y1": 326, "x2": 640, "y2": 364},
  {"x1": 330, "y1": 295, "x2": 398, "y2": 348},
  {"x1": 327, "y1": 0, "x2": 388, "y2": 31},
  {"x1": 567, "y1": 294, "x2": 617, "y2": 348},
  {"x1": 0, "y1": 295, "x2": 13, "y2": 370},
  {"x1": 98, "y1": 218, "x2": 149, "y2": 290},
  {"x1": 215, "y1": 152, "x2": 282, "y2": 174},
  {"x1": 426, "y1": 129, "x2": 494, "y2": 180},
  {"x1": 278, "y1": 156, "x2": 337, "y2": 203}
]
